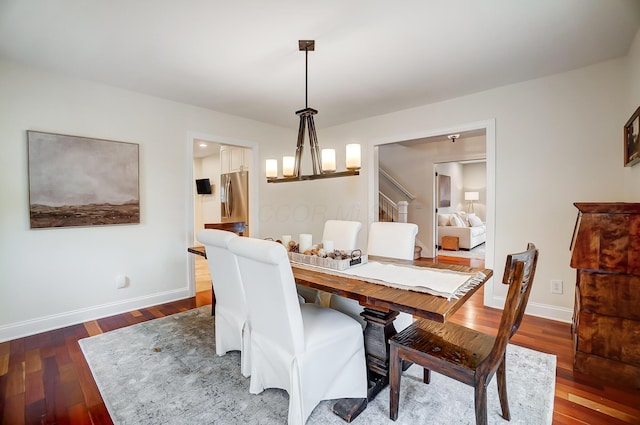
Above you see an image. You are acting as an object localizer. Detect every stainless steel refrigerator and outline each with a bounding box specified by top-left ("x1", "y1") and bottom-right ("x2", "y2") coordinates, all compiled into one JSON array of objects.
[{"x1": 220, "y1": 171, "x2": 249, "y2": 224}]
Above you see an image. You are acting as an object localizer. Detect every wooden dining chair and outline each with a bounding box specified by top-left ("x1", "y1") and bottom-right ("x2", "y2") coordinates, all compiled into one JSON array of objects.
[{"x1": 388, "y1": 243, "x2": 538, "y2": 425}]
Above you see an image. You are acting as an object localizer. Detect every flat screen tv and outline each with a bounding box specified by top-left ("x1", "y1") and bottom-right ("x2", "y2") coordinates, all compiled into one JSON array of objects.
[{"x1": 195, "y1": 178, "x2": 212, "y2": 195}]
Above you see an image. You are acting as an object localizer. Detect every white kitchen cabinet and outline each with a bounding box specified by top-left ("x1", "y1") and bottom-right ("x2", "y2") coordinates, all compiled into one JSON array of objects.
[{"x1": 220, "y1": 145, "x2": 249, "y2": 173}]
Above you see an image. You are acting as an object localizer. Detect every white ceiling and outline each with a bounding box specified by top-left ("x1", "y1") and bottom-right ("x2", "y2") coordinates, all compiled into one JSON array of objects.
[{"x1": 1, "y1": 1, "x2": 639, "y2": 129}]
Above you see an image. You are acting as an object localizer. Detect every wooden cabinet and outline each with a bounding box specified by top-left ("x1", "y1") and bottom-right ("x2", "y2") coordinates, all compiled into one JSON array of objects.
[
  {"x1": 569, "y1": 202, "x2": 640, "y2": 387},
  {"x1": 220, "y1": 146, "x2": 249, "y2": 173}
]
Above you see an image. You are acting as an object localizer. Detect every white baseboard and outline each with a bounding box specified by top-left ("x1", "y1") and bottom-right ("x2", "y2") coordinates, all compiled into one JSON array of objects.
[
  {"x1": 485, "y1": 295, "x2": 573, "y2": 324},
  {"x1": 0, "y1": 288, "x2": 191, "y2": 343},
  {"x1": 524, "y1": 301, "x2": 573, "y2": 323}
]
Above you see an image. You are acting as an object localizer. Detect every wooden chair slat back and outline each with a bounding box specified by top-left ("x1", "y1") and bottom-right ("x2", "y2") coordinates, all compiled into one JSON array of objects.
[
  {"x1": 502, "y1": 242, "x2": 539, "y2": 338},
  {"x1": 486, "y1": 243, "x2": 538, "y2": 369}
]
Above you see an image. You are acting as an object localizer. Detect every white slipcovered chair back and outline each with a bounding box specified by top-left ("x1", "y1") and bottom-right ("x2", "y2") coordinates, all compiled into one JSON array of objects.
[
  {"x1": 367, "y1": 221, "x2": 418, "y2": 260},
  {"x1": 196, "y1": 229, "x2": 251, "y2": 377},
  {"x1": 369, "y1": 221, "x2": 419, "y2": 330},
  {"x1": 229, "y1": 236, "x2": 368, "y2": 425},
  {"x1": 228, "y1": 237, "x2": 304, "y2": 355},
  {"x1": 300, "y1": 220, "x2": 363, "y2": 305},
  {"x1": 324, "y1": 220, "x2": 365, "y2": 326},
  {"x1": 322, "y1": 220, "x2": 362, "y2": 251}
]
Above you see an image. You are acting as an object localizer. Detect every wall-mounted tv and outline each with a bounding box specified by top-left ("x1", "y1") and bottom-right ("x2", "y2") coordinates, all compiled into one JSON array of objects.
[{"x1": 195, "y1": 178, "x2": 212, "y2": 195}]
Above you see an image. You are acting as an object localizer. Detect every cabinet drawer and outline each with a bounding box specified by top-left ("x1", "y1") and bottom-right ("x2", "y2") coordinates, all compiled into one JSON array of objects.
[
  {"x1": 574, "y1": 351, "x2": 640, "y2": 388},
  {"x1": 576, "y1": 312, "x2": 640, "y2": 365},
  {"x1": 570, "y1": 208, "x2": 640, "y2": 274},
  {"x1": 577, "y1": 271, "x2": 640, "y2": 320}
]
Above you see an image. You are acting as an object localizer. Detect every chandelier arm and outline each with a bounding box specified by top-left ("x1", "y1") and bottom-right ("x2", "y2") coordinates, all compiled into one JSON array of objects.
[
  {"x1": 294, "y1": 115, "x2": 306, "y2": 177},
  {"x1": 307, "y1": 115, "x2": 322, "y2": 174}
]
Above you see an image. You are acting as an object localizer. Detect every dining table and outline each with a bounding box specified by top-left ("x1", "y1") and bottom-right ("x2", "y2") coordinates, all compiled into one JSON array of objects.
[{"x1": 188, "y1": 246, "x2": 493, "y2": 422}]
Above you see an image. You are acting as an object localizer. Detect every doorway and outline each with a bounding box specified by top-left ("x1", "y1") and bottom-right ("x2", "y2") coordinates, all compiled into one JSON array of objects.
[
  {"x1": 434, "y1": 160, "x2": 486, "y2": 262},
  {"x1": 185, "y1": 131, "x2": 260, "y2": 296},
  {"x1": 370, "y1": 119, "x2": 495, "y2": 305}
]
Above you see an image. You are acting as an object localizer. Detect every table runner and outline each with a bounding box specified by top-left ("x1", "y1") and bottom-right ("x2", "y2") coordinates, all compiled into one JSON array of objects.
[{"x1": 291, "y1": 261, "x2": 486, "y2": 300}]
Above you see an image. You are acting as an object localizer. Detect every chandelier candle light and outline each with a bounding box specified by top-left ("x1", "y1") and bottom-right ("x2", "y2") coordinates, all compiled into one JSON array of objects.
[{"x1": 266, "y1": 40, "x2": 361, "y2": 182}]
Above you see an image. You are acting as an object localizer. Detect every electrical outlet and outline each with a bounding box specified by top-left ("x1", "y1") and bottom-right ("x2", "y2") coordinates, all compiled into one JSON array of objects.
[
  {"x1": 116, "y1": 275, "x2": 128, "y2": 289},
  {"x1": 551, "y1": 279, "x2": 563, "y2": 294}
]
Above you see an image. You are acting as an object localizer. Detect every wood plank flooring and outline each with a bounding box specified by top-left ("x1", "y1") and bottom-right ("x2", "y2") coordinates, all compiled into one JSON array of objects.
[{"x1": 1, "y1": 255, "x2": 638, "y2": 425}]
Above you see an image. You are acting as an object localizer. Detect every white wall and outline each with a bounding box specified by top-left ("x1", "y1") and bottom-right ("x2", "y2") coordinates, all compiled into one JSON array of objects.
[
  {"x1": 630, "y1": 29, "x2": 640, "y2": 114},
  {"x1": 257, "y1": 138, "x2": 368, "y2": 249},
  {"x1": 625, "y1": 28, "x2": 640, "y2": 199},
  {"x1": 2, "y1": 29, "x2": 639, "y2": 339},
  {"x1": 255, "y1": 40, "x2": 639, "y2": 323},
  {"x1": 0, "y1": 60, "x2": 291, "y2": 341},
  {"x1": 463, "y1": 162, "x2": 487, "y2": 221},
  {"x1": 317, "y1": 56, "x2": 630, "y2": 322}
]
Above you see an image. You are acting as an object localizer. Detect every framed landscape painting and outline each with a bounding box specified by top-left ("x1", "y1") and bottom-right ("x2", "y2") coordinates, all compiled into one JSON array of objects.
[
  {"x1": 27, "y1": 131, "x2": 140, "y2": 229},
  {"x1": 624, "y1": 106, "x2": 640, "y2": 167}
]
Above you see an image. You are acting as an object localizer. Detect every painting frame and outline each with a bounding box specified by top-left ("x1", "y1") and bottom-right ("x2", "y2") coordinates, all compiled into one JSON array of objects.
[
  {"x1": 27, "y1": 130, "x2": 140, "y2": 229},
  {"x1": 624, "y1": 106, "x2": 640, "y2": 167},
  {"x1": 438, "y1": 174, "x2": 451, "y2": 208}
]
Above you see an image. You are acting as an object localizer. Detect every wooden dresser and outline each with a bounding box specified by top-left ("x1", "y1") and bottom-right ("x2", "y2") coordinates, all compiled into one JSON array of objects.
[{"x1": 569, "y1": 202, "x2": 640, "y2": 387}]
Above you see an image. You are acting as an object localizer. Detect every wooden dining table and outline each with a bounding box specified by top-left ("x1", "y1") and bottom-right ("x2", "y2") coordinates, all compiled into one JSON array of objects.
[
  {"x1": 188, "y1": 246, "x2": 492, "y2": 422},
  {"x1": 291, "y1": 256, "x2": 492, "y2": 421}
]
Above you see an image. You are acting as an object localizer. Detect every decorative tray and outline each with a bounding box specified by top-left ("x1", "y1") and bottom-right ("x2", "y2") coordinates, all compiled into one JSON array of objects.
[{"x1": 288, "y1": 250, "x2": 367, "y2": 271}]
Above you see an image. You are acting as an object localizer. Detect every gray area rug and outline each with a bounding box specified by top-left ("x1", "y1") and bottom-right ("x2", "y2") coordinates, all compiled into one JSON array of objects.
[{"x1": 79, "y1": 306, "x2": 555, "y2": 424}]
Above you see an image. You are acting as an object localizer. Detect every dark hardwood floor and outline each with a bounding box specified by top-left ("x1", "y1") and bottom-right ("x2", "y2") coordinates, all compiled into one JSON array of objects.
[{"x1": 1, "y1": 255, "x2": 639, "y2": 424}]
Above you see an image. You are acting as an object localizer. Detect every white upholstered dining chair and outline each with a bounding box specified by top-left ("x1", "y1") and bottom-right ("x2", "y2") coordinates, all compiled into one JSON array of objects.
[
  {"x1": 322, "y1": 219, "x2": 363, "y2": 252},
  {"x1": 330, "y1": 221, "x2": 418, "y2": 331},
  {"x1": 297, "y1": 220, "x2": 363, "y2": 305},
  {"x1": 229, "y1": 236, "x2": 368, "y2": 425},
  {"x1": 196, "y1": 229, "x2": 251, "y2": 377},
  {"x1": 367, "y1": 221, "x2": 418, "y2": 261}
]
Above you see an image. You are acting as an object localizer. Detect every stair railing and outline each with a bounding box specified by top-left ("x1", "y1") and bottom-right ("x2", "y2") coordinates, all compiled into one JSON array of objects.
[{"x1": 379, "y1": 192, "x2": 398, "y2": 222}]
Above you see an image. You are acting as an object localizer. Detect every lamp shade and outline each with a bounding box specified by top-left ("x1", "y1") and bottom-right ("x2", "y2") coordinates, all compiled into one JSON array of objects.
[{"x1": 464, "y1": 191, "x2": 480, "y2": 201}]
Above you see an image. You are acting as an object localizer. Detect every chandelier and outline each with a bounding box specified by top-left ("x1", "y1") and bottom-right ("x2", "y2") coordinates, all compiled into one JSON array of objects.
[{"x1": 266, "y1": 40, "x2": 361, "y2": 182}]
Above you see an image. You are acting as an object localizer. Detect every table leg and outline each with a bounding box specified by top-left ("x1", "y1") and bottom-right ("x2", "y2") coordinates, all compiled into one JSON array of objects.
[{"x1": 331, "y1": 307, "x2": 399, "y2": 422}]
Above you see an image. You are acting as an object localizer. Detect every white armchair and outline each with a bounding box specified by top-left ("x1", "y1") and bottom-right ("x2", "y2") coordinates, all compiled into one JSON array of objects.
[
  {"x1": 196, "y1": 229, "x2": 251, "y2": 377},
  {"x1": 229, "y1": 237, "x2": 367, "y2": 425}
]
